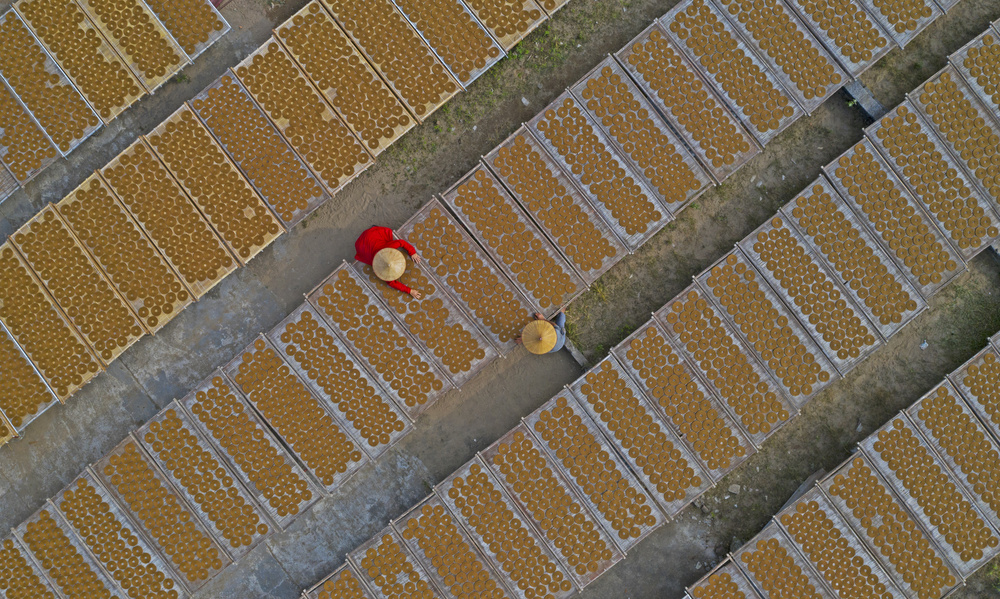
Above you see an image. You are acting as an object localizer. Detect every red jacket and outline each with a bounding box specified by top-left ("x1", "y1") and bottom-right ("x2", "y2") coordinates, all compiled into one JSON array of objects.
[{"x1": 355, "y1": 226, "x2": 417, "y2": 294}]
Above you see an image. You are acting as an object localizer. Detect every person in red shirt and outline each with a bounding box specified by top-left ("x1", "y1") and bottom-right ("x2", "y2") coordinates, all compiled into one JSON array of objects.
[{"x1": 355, "y1": 226, "x2": 424, "y2": 298}]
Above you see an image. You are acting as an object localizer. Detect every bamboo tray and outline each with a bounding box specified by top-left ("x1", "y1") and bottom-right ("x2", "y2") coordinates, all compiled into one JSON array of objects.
[
  {"x1": 0, "y1": 319, "x2": 58, "y2": 434},
  {"x1": 695, "y1": 249, "x2": 839, "y2": 403},
  {"x1": 265, "y1": 302, "x2": 414, "y2": 457},
  {"x1": 484, "y1": 126, "x2": 629, "y2": 285},
  {"x1": 11, "y1": 205, "x2": 145, "y2": 366},
  {"x1": 781, "y1": 0, "x2": 894, "y2": 78},
  {"x1": 569, "y1": 357, "x2": 715, "y2": 512},
  {"x1": 14, "y1": 0, "x2": 145, "y2": 123},
  {"x1": 441, "y1": 163, "x2": 587, "y2": 314},
  {"x1": 135, "y1": 400, "x2": 276, "y2": 561},
  {"x1": 93, "y1": 434, "x2": 233, "y2": 592},
  {"x1": 522, "y1": 393, "x2": 667, "y2": 553},
  {"x1": 860, "y1": 413, "x2": 1000, "y2": 577},
  {"x1": 821, "y1": 139, "x2": 966, "y2": 300},
  {"x1": 853, "y1": 0, "x2": 940, "y2": 48},
  {"x1": 949, "y1": 29, "x2": 1000, "y2": 116},
  {"x1": 526, "y1": 90, "x2": 672, "y2": 251},
  {"x1": 685, "y1": 559, "x2": 764, "y2": 599},
  {"x1": 396, "y1": 197, "x2": 535, "y2": 356},
  {"x1": 0, "y1": 10, "x2": 101, "y2": 155},
  {"x1": 707, "y1": 0, "x2": 847, "y2": 114},
  {"x1": 51, "y1": 470, "x2": 190, "y2": 599},
  {"x1": 773, "y1": 486, "x2": 906, "y2": 598},
  {"x1": 908, "y1": 65, "x2": 1000, "y2": 208},
  {"x1": 478, "y1": 423, "x2": 625, "y2": 589},
  {"x1": 947, "y1": 344, "x2": 1000, "y2": 447},
  {"x1": 143, "y1": 0, "x2": 230, "y2": 62},
  {"x1": 146, "y1": 104, "x2": 284, "y2": 266},
  {"x1": 0, "y1": 534, "x2": 63, "y2": 598},
  {"x1": 306, "y1": 263, "x2": 452, "y2": 421},
  {"x1": 0, "y1": 75, "x2": 58, "y2": 183},
  {"x1": 232, "y1": 40, "x2": 374, "y2": 196},
  {"x1": 433, "y1": 455, "x2": 578, "y2": 599},
  {"x1": 653, "y1": 283, "x2": 795, "y2": 448},
  {"x1": 818, "y1": 454, "x2": 963, "y2": 599},
  {"x1": 274, "y1": 2, "x2": 415, "y2": 157},
  {"x1": 391, "y1": 495, "x2": 517, "y2": 598},
  {"x1": 737, "y1": 216, "x2": 883, "y2": 375},
  {"x1": 865, "y1": 99, "x2": 1000, "y2": 260},
  {"x1": 733, "y1": 522, "x2": 837, "y2": 599},
  {"x1": 391, "y1": 0, "x2": 505, "y2": 88},
  {"x1": 55, "y1": 173, "x2": 194, "y2": 335},
  {"x1": 222, "y1": 334, "x2": 371, "y2": 494},
  {"x1": 178, "y1": 371, "x2": 322, "y2": 530},
  {"x1": 322, "y1": 0, "x2": 460, "y2": 122},
  {"x1": 779, "y1": 176, "x2": 927, "y2": 341},
  {"x1": 571, "y1": 56, "x2": 714, "y2": 215},
  {"x1": 72, "y1": 0, "x2": 189, "y2": 93},
  {"x1": 660, "y1": 0, "x2": 804, "y2": 147},
  {"x1": 610, "y1": 320, "x2": 756, "y2": 480},
  {"x1": 615, "y1": 22, "x2": 761, "y2": 184},
  {"x1": 907, "y1": 379, "x2": 1000, "y2": 534},
  {"x1": 99, "y1": 137, "x2": 238, "y2": 299},
  {"x1": 460, "y1": 0, "x2": 547, "y2": 51},
  {"x1": 346, "y1": 528, "x2": 442, "y2": 599},
  {"x1": 303, "y1": 563, "x2": 378, "y2": 599},
  {"x1": 0, "y1": 240, "x2": 102, "y2": 401},
  {"x1": 191, "y1": 73, "x2": 330, "y2": 229},
  {"x1": 13, "y1": 501, "x2": 125, "y2": 599}
]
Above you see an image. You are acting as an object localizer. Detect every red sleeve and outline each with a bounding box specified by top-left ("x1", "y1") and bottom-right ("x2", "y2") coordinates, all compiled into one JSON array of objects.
[
  {"x1": 388, "y1": 279, "x2": 412, "y2": 295},
  {"x1": 391, "y1": 238, "x2": 417, "y2": 256}
]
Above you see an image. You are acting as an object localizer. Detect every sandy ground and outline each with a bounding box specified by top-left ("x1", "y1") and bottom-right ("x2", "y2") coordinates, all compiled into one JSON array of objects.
[{"x1": 2, "y1": 0, "x2": 1000, "y2": 597}]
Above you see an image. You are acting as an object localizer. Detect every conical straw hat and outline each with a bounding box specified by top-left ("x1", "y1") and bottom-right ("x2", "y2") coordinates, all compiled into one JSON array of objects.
[
  {"x1": 523, "y1": 320, "x2": 557, "y2": 354},
  {"x1": 374, "y1": 248, "x2": 406, "y2": 281}
]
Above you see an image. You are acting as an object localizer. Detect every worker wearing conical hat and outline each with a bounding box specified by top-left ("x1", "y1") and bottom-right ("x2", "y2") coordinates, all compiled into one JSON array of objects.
[
  {"x1": 355, "y1": 226, "x2": 424, "y2": 299},
  {"x1": 518, "y1": 309, "x2": 567, "y2": 354}
]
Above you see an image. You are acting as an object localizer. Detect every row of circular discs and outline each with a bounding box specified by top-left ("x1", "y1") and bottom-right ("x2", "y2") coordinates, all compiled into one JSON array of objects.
[
  {"x1": 59, "y1": 477, "x2": 182, "y2": 599},
  {"x1": 668, "y1": 0, "x2": 796, "y2": 134},
  {"x1": 446, "y1": 462, "x2": 575, "y2": 599},
  {"x1": 278, "y1": 309, "x2": 408, "y2": 448},
  {"x1": 453, "y1": 171, "x2": 579, "y2": 309},
  {"x1": 962, "y1": 34, "x2": 1000, "y2": 110},
  {"x1": 788, "y1": 184, "x2": 919, "y2": 327},
  {"x1": 537, "y1": 98, "x2": 665, "y2": 237},
  {"x1": 276, "y1": 2, "x2": 411, "y2": 153},
  {"x1": 188, "y1": 377, "x2": 315, "y2": 518},
  {"x1": 577, "y1": 364, "x2": 711, "y2": 499},
  {"x1": 831, "y1": 144, "x2": 958, "y2": 287},
  {"x1": 661, "y1": 291, "x2": 790, "y2": 436},
  {"x1": 623, "y1": 326, "x2": 749, "y2": 473},
  {"x1": 315, "y1": 270, "x2": 445, "y2": 408},
  {"x1": 232, "y1": 340, "x2": 364, "y2": 488},
  {"x1": 192, "y1": 75, "x2": 325, "y2": 225},
  {"x1": 490, "y1": 135, "x2": 620, "y2": 275},
  {"x1": 408, "y1": 207, "x2": 530, "y2": 344},
  {"x1": 625, "y1": 29, "x2": 755, "y2": 171},
  {"x1": 914, "y1": 385, "x2": 1000, "y2": 518}
]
